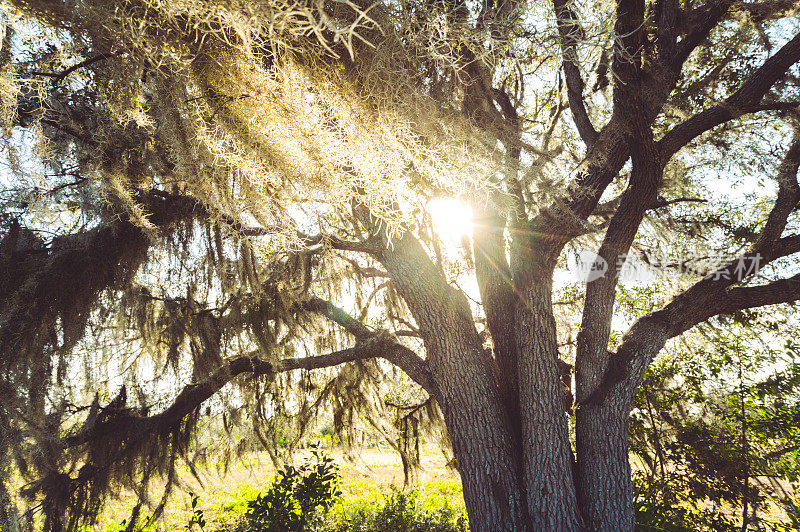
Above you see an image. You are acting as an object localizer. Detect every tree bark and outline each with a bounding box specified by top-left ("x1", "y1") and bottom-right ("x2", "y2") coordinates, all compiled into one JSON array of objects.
[
  {"x1": 369, "y1": 226, "x2": 531, "y2": 531},
  {"x1": 473, "y1": 204, "x2": 521, "y2": 432},
  {"x1": 434, "y1": 339, "x2": 531, "y2": 532},
  {"x1": 409, "y1": 291, "x2": 531, "y2": 531},
  {"x1": 576, "y1": 402, "x2": 634, "y2": 531},
  {"x1": 516, "y1": 276, "x2": 583, "y2": 530}
]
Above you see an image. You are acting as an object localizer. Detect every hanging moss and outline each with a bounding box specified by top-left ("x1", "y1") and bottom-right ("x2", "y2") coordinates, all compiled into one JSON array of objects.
[{"x1": 0, "y1": 0, "x2": 523, "y2": 528}]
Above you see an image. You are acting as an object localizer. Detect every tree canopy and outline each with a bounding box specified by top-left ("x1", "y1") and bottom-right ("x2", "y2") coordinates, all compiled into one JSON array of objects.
[{"x1": 1, "y1": 0, "x2": 800, "y2": 530}]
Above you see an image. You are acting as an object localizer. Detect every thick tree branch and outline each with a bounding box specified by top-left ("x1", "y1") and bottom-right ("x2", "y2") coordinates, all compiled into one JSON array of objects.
[
  {"x1": 573, "y1": 0, "x2": 679, "y2": 404},
  {"x1": 301, "y1": 296, "x2": 437, "y2": 395},
  {"x1": 660, "y1": 31, "x2": 800, "y2": 157},
  {"x1": 301, "y1": 233, "x2": 382, "y2": 254},
  {"x1": 149, "y1": 190, "x2": 380, "y2": 252},
  {"x1": 584, "y1": 134, "x2": 800, "y2": 406},
  {"x1": 587, "y1": 253, "x2": 799, "y2": 408},
  {"x1": 655, "y1": 0, "x2": 679, "y2": 65},
  {"x1": 525, "y1": 0, "x2": 654, "y2": 263},
  {"x1": 717, "y1": 275, "x2": 800, "y2": 315},
  {"x1": 611, "y1": 0, "x2": 646, "y2": 106},
  {"x1": 54, "y1": 53, "x2": 115, "y2": 84},
  {"x1": 64, "y1": 338, "x2": 426, "y2": 448},
  {"x1": 473, "y1": 202, "x2": 521, "y2": 427},
  {"x1": 553, "y1": 0, "x2": 599, "y2": 146},
  {"x1": 593, "y1": 194, "x2": 707, "y2": 217},
  {"x1": 301, "y1": 297, "x2": 374, "y2": 339},
  {"x1": 770, "y1": 234, "x2": 800, "y2": 260},
  {"x1": 671, "y1": 0, "x2": 735, "y2": 69},
  {"x1": 579, "y1": 263, "x2": 800, "y2": 407},
  {"x1": 352, "y1": 207, "x2": 481, "y2": 343},
  {"x1": 753, "y1": 101, "x2": 800, "y2": 114},
  {"x1": 751, "y1": 130, "x2": 800, "y2": 252},
  {"x1": 529, "y1": 1, "x2": 787, "y2": 265},
  {"x1": 526, "y1": 0, "x2": 702, "y2": 263},
  {"x1": 347, "y1": 199, "x2": 513, "y2": 434},
  {"x1": 576, "y1": 132, "x2": 664, "y2": 403}
]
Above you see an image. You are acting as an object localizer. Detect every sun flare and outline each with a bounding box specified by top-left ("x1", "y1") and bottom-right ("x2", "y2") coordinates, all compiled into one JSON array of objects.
[{"x1": 428, "y1": 198, "x2": 473, "y2": 244}]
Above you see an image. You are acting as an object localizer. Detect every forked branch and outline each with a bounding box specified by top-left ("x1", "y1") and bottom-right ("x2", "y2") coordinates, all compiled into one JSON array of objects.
[
  {"x1": 588, "y1": 135, "x2": 800, "y2": 406},
  {"x1": 660, "y1": 32, "x2": 800, "y2": 157},
  {"x1": 553, "y1": 0, "x2": 598, "y2": 146},
  {"x1": 301, "y1": 297, "x2": 436, "y2": 395}
]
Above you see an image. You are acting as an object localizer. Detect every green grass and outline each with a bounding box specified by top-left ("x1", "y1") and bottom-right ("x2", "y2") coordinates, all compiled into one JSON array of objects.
[
  {"x1": 87, "y1": 478, "x2": 466, "y2": 532},
  {"x1": 74, "y1": 447, "x2": 465, "y2": 531},
  {"x1": 83, "y1": 483, "x2": 263, "y2": 532},
  {"x1": 329, "y1": 478, "x2": 467, "y2": 526}
]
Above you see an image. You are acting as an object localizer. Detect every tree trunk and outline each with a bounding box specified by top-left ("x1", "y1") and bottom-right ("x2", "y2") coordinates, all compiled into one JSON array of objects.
[
  {"x1": 424, "y1": 300, "x2": 531, "y2": 532},
  {"x1": 576, "y1": 402, "x2": 634, "y2": 531},
  {"x1": 516, "y1": 279, "x2": 584, "y2": 530},
  {"x1": 373, "y1": 232, "x2": 531, "y2": 531}
]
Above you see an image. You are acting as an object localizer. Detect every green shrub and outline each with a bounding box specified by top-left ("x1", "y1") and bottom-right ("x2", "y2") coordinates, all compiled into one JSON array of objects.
[
  {"x1": 245, "y1": 448, "x2": 341, "y2": 532},
  {"x1": 633, "y1": 473, "x2": 738, "y2": 531},
  {"x1": 186, "y1": 493, "x2": 207, "y2": 531},
  {"x1": 332, "y1": 488, "x2": 468, "y2": 532}
]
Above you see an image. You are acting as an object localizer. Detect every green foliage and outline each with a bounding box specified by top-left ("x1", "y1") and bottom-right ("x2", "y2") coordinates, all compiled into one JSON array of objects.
[
  {"x1": 187, "y1": 493, "x2": 207, "y2": 531},
  {"x1": 331, "y1": 488, "x2": 468, "y2": 532},
  {"x1": 630, "y1": 315, "x2": 800, "y2": 530},
  {"x1": 218, "y1": 484, "x2": 261, "y2": 519},
  {"x1": 245, "y1": 449, "x2": 341, "y2": 532},
  {"x1": 633, "y1": 472, "x2": 738, "y2": 532}
]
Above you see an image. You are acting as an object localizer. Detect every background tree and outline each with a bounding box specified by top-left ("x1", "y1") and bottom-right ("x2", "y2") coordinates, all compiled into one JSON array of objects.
[{"x1": 1, "y1": 0, "x2": 800, "y2": 531}]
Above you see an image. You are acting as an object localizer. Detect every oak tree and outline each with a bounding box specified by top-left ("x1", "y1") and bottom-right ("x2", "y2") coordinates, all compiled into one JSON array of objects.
[{"x1": 1, "y1": 0, "x2": 800, "y2": 530}]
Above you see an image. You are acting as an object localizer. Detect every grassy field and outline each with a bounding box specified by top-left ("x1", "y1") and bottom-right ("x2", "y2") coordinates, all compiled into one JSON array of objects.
[
  {"x1": 12, "y1": 446, "x2": 796, "y2": 531},
  {"x1": 87, "y1": 445, "x2": 465, "y2": 531}
]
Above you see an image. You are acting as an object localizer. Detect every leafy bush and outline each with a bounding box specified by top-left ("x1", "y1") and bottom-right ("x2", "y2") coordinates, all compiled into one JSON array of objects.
[
  {"x1": 186, "y1": 493, "x2": 207, "y2": 531},
  {"x1": 245, "y1": 448, "x2": 341, "y2": 532},
  {"x1": 633, "y1": 472, "x2": 737, "y2": 531},
  {"x1": 332, "y1": 488, "x2": 468, "y2": 532}
]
